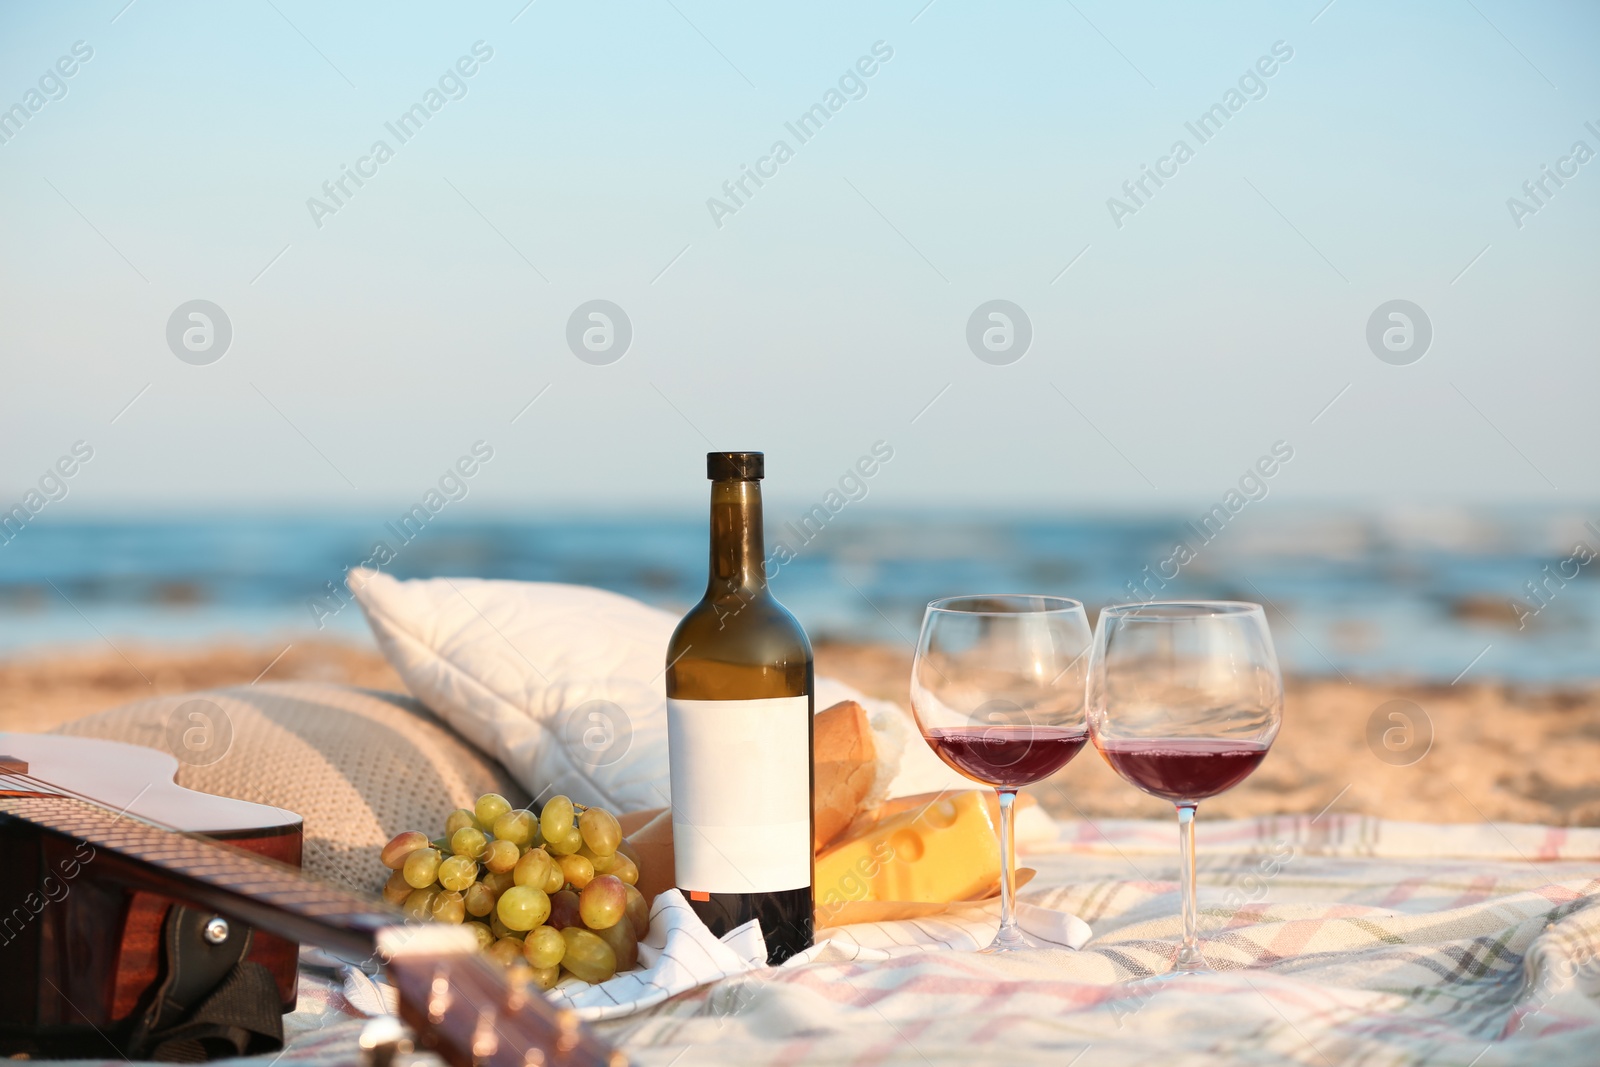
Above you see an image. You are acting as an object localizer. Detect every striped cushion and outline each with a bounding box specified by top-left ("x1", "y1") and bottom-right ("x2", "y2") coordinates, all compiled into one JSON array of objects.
[{"x1": 54, "y1": 682, "x2": 526, "y2": 891}]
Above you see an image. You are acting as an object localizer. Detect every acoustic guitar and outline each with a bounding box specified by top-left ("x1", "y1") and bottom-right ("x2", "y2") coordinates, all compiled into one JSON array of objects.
[{"x1": 0, "y1": 732, "x2": 620, "y2": 1065}]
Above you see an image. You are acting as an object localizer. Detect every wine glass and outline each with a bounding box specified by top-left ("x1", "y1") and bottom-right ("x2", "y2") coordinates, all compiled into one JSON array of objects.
[
  {"x1": 909, "y1": 595, "x2": 1092, "y2": 953},
  {"x1": 1087, "y1": 601, "x2": 1283, "y2": 976}
]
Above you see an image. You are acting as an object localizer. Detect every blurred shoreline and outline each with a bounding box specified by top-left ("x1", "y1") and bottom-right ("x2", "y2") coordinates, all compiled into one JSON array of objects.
[
  {"x1": 6, "y1": 509, "x2": 1593, "y2": 828},
  {"x1": 5, "y1": 636, "x2": 1599, "y2": 828},
  {"x1": 4, "y1": 511, "x2": 1600, "y2": 683}
]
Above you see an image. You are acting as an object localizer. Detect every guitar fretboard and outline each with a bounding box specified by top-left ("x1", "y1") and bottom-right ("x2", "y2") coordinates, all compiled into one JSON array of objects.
[{"x1": 0, "y1": 791, "x2": 396, "y2": 960}]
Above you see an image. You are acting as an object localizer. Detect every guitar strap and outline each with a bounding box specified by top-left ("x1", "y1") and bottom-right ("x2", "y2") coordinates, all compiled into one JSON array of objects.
[{"x1": 124, "y1": 904, "x2": 284, "y2": 1062}]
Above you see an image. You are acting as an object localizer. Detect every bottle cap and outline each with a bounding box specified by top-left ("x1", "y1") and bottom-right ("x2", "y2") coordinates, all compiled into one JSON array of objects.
[{"x1": 707, "y1": 452, "x2": 764, "y2": 481}]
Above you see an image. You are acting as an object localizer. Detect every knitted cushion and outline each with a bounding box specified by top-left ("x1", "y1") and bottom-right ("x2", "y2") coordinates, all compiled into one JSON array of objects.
[{"x1": 54, "y1": 682, "x2": 525, "y2": 891}]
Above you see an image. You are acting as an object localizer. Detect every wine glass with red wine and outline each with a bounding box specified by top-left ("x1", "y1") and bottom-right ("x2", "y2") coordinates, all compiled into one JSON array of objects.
[
  {"x1": 1087, "y1": 601, "x2": 1283, "y2": 976},
  {"x1": 910, "y1": 595, "x2": 1092, "y2": 953}
]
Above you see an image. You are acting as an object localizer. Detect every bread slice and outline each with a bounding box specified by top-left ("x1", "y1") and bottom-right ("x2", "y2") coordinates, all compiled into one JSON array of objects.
[{"x1": 813, "y1": 700, "x2": 879, "y2": 851}]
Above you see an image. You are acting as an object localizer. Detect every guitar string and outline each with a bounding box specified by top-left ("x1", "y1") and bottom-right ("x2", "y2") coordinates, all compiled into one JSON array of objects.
[
  {"x1": 1, "y1": 772, "x2": 395, "y2": 914},
  {"x1": 0, "y1": 779, "x2": 386, "y2": 914},
  {"x1": 1, "y1": 769, "x2": 301, "y2": 868},
  {"x1": 0, "y1": 793, "x2": 409, "y2": 951}
]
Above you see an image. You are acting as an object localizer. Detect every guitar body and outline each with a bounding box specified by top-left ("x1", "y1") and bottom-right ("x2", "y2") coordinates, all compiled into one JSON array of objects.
[{"x1": 0, "y1": 732, "x2": 303, "y2": 1045}]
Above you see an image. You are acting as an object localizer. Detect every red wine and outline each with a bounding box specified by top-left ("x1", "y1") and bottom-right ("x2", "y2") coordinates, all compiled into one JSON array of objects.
[
  {"x1": 665, "y1": 452, "x2": 814, "y2": 965},
  {"x1": 926, "y1": 726, "x2": 1088, "y2": 787},
  {"x1": 1097, "y1": 738, "x2": 1270, "y2": 801}
]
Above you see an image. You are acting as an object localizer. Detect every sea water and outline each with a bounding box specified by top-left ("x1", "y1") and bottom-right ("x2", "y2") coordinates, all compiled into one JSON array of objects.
[{"x1": 1, "y1": 509, "x2": 1595, "y2": 683}]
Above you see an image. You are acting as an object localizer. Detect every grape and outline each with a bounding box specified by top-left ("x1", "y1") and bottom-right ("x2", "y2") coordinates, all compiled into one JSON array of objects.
[
  {"x1": 403, "y1": 886, "x2": 440, "y2": 922},
  {"x1": 513, "y1": 847, "x2": 554, "y2": 889},
  {"x1": 489, "y1": 912, "x2": 522, "y2": 942},
  {"x1": 539, "y1": 796, "x2": 575, "y2": 841},
  {"x1": 545, "y1": 826, "x2": 583, "y2": 856},
  {"x1": 486, "y1": 938, "x2": 524, "y2": 968},
  {"x1": 463, "y1": 882, "x2": 496, "y2": 918},
  {"x1": 438, "y1": 855, "x2": 478, "y2": 892},
  {"x1": 608, "y1": 853, "x2": 639, "y2": 886},
  {"x1": 449, "y1": 827, "x2": 488, "y2": 862},
  {"x1": 523, "y1": 925, "x2": 566, "y2": 969},
  {"x1": 578, "y1": 844, "x2": 618, "y2": 874},
  {"x1": 402, "y1": 848, "x2": 443, "y2": 889},
  {"x1": 546, "y1": 889, "x2": 582, "y2": 931},
  {"x1": 559, "y1": 928, "x2": 617, "y2": 983},
  {"x1": 381, "y1": 831, "x2": 430, "y2": 870},
  {"x1": 578, "y1": 875, "x2": 626, "y2": 930},
  {"x1": 579, "y1": 808, "x2": 622, "y2": 855},
  {"x1": 465, "y1": 921, "x2": 495, "y2": 950},
  {"x1": 430, "y1": 890, "x2": 466, "y2": 924},
  {"x1": 375, "y1": 791, "x2": 652, "y2": 975},
  {"x1": 493, "y1": 809, "x2": 536, "y2": 847},
  {"x1": 476, "y1": 793, "x2": 513, "y2": 829},
  {"x1": 496, "y1": 886, "x2": 552, "y2": 932},
  {"x1": 381, "y1": 869, "x2": 413, "y2": 906},
  {"x1": 558, "y1": 854, "x2": 595, "y2": 890},
  {"x1": 594, "y1": 914, "x2": 638, "y2": 971},
  {"x1": 482, "y1": 839, "x2": 520, "y2": 874},
  {"x1": 623, "y1": 884, "x2": 650, "y2": 940}
]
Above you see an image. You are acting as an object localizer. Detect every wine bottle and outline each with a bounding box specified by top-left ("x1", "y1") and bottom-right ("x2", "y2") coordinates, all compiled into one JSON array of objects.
[{"x1": 664, "y1": 451, "x2": 814, "y2": 964}]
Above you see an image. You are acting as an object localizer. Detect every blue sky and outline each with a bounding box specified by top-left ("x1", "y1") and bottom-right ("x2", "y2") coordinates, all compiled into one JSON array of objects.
[{"x1": 1, "y1": 0, "x2": 1596, "y2": 515}]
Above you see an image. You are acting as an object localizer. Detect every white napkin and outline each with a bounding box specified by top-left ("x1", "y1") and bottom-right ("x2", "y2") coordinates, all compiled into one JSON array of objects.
[
  {"x1": 342, "y1": 966, "x2": 398, "y2": 1015},
  {"x1": 548, "y1": 889, "x2": 768, "y2": 1020},
  {"x1": 343, "y1": 888, "x2": 1091, "y2": 1023},
  {"x1": 341, "y1": 890, "x2": 769, "y2": 1022}
]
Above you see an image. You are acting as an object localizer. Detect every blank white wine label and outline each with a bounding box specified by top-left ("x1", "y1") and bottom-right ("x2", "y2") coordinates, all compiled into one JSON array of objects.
[{"x1": 667, "y1": 696, "x2": 811, "y2": 894}]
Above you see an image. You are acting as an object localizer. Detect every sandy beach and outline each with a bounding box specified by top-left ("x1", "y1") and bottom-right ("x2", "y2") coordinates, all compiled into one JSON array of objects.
[
  {"x1": 4, "y1": 636, "x2": 1596, "y2": 828},
  {"x1": 815, "y1": 640, "x2": 1600, "y2": 827}
]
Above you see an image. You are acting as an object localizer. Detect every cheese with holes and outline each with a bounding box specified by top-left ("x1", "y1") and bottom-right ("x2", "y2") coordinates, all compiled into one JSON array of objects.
[{"x1": 814, "y1": 790, "x2": 1000, "y2": 912}]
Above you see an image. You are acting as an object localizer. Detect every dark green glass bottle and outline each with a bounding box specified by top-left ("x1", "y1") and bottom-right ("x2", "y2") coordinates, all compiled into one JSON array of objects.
[{"x1": 664, "y1": 451, "x2": 815, "y2": 964}]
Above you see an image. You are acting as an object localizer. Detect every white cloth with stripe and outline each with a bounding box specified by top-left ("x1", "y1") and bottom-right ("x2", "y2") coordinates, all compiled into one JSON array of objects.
[{"x1": 342, "y1": 884, "x2": 1092, "y2": 1024}]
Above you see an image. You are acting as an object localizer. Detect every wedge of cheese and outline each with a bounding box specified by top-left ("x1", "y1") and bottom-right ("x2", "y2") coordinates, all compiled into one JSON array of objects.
[{"x1": 814, "y1": 790, "x2": 1001, "y2": 916}]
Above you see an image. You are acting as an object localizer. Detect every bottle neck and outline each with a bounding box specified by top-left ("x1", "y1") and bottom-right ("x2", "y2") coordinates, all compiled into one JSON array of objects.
[{"x1": 706, "y1": 479, "x2": 767, "y2": 598}]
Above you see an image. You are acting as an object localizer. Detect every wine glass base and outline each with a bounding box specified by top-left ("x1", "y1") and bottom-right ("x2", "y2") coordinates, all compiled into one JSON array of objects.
[
  {"x1": 979, "y1": 927, "x2": 1051, "y2": 954},
  {"x1": 1139, "y1": 947, "x2": 1213, "y2": 981}
]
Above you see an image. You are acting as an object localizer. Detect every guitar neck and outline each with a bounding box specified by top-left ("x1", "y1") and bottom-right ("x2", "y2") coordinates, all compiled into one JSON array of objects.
[{"x1": 0, "y1": 792, "x2": 393, "y2": 962}]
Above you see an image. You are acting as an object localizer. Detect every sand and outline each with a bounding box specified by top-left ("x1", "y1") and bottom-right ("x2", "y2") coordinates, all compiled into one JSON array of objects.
[
  {"x1": 0, "y1": 640, "x2": 405, "y2": 733},
  {"x1": 4, "y1": 637, "x2": 1598, "y2": 827},
  {"x1": 813, "y1": 640, "x2": 1600, "y2": 827}
]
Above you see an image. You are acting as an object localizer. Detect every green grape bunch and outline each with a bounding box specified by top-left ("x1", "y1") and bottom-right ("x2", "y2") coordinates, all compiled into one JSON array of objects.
[{"x1": 378, "y1": 793, "x2": 648, "y2": 989}]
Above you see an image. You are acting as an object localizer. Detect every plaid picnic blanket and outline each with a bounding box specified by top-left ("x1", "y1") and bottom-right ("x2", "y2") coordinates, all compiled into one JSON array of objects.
[
  {"x1": 62, "y1": 813, "x2": 1600, "y2": 1066},
  {"x1": 597, "y1": 813, "x2": 1600, "y2": 1066}
]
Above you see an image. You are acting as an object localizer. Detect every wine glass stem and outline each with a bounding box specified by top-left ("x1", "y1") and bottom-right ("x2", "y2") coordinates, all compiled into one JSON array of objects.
[
  {"x1": 1175, "y1": 802, "x2": 1205, "y2": 971},
  {"x1": 995, "y1": 787, "x2": 1022, "y2": 947}
]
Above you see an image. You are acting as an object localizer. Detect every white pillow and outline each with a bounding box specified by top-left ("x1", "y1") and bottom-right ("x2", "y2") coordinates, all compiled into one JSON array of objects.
[{"x1": 349, "y1": 570, "x2": 966, "y2": 814}]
